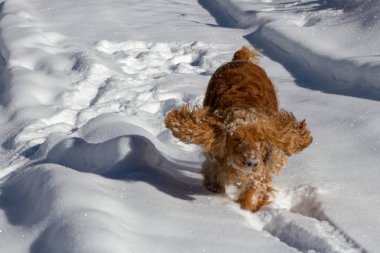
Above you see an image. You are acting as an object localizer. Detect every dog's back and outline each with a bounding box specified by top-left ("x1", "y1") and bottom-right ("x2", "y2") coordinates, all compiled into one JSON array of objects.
[{"x1": 203, "y1": 47, "x2": 278, "y2": 115}]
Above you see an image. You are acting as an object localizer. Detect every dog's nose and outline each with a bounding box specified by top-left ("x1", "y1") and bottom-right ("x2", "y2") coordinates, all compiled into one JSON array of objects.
[{"x1": 245, "y1": 158, "x2": 259, "y2": 169}]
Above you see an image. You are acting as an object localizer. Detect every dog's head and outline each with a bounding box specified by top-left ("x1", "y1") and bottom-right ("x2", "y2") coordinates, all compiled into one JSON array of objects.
[
  {"x1": 214, "y1": 118, "x2": 288, "y2": 176},
  {"x1": 224, "y1": 125, "x2": 273, "y2": 173},
  {"x1": 165, "y1": 106, "x2": 312, "y2": 175}
]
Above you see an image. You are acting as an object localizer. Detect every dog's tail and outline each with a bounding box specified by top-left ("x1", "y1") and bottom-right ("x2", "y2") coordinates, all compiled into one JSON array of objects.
[{"x1": 232, "y1": 46, "x2": 260, "y2": 64}]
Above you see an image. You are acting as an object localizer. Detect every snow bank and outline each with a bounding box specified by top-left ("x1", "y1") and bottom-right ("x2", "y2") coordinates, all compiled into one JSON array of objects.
[
  {"x1": 2, "y1": 164, "x2": 140, "y2": 253},
  {"x1": 209, "y1": 0, "x2": 380, "y2": 99}
]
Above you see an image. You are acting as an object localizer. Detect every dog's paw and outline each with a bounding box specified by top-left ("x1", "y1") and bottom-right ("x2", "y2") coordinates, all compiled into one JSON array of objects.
[{"x1": 237, "y1": 186, "x2": 274, "y2": 212}]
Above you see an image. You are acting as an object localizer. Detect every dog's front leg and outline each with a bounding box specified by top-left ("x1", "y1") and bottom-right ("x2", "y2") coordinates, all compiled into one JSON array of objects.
[{"x1": 201, "y1": 159, "x2": 226, "y2": 193}]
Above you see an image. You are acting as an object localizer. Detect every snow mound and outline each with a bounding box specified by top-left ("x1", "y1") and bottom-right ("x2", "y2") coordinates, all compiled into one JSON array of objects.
[
  {"x1": 77, "y1": 113, "x2": 160, "y2": 144},
  {"x1": 1, "y1": 120, "x2": 203, "y2": 252},
  {"x1": 46, "y1": 135, "x2": 160, "y2": 175},
  {"x1": 1, "y1": 164, "x2": 139, "y2": 253}
]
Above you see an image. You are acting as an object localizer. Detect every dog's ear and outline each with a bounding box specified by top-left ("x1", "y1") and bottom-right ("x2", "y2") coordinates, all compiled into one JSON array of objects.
[
  {"x1": 165, "y1": 104, "x2": 218, "y2": 152},
  {"x1": 265, "y1": 109, "x2": 313, "y2": 155}
]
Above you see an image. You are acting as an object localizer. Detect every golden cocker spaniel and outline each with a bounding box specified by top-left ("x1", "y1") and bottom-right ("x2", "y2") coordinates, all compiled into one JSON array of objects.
[{"x1": 165, "y1": 47, "x2": 312, "y2": 211}]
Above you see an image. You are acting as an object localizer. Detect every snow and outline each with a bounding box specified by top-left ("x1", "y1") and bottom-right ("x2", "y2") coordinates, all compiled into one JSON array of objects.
[
  {"x1": 211, "y1": 0, "x2": 380, "y2": 98},
  {"x1": 0, "y1": 0, "x2": 379, "y2": 252}
]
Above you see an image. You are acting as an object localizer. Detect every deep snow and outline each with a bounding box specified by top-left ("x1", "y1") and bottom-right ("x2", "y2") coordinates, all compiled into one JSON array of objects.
[
  {"x1": 0, "y1": 0, "x2": 379, "y2": 252},
  {"x1": 206, "y1": 0, "x2": 380, "y2": 99}
]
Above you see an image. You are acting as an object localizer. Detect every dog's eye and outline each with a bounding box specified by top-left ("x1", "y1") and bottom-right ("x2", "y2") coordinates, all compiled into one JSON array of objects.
[{"x1": 264, "y1": 149, "x2": 272, "y2": 163}]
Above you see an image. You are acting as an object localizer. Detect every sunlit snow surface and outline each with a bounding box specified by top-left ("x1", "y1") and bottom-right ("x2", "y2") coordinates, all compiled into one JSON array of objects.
[{"x1": 0, "y1": 0, "x2": 379, "y2": 252}]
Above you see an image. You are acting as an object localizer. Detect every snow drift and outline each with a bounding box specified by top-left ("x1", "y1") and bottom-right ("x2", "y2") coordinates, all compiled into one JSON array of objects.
[
  {"x1": 0, "y1": 0, "x2": 379, "y2": 252},
  {"x1": 208, "y1": 0, "x2": 380, "y2": 100}
]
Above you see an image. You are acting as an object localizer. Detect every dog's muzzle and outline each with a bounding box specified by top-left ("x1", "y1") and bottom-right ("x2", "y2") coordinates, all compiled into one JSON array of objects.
[
  {"x1": 245, "y1": 157, "x2": 259, "y2": 171},
  {"x1": 228, "y1": 157, "x2": 259, "y2": 173}
]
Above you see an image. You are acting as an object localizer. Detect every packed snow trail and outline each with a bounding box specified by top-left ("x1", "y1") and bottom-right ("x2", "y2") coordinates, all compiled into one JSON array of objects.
[{"x1": 0, "y1": 0, "x2": 380, "y2": 252}]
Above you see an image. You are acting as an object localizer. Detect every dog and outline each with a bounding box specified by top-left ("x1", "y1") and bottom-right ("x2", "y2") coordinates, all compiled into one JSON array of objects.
[{"x1": 165, "y1": 47, "x2": 312, "y2": 211}]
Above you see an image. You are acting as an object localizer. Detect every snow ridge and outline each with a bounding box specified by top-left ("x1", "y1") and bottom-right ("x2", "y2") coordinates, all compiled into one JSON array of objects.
[{"x1": 204, "y1": 0, "x2": 380, "y2": 100}]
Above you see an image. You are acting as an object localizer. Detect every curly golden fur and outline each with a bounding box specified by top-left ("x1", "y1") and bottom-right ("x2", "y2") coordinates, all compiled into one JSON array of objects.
[{"x1": 165, "y1": 46, "x2": 313, "y2": 212}]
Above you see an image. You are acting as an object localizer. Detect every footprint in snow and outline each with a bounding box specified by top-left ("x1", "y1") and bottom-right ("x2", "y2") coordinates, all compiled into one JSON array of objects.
[{"x1": 242, "y1": 185, "x2": 365, "y2": 253}]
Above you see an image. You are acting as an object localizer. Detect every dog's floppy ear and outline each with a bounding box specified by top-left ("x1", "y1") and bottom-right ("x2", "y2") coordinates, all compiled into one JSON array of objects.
[
  {"x1": 265, "y1": 109, "x2": 313, "y2": 155},
  {"x1": 165, "y1": 104, "x2": 218, "y2": 152}
]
